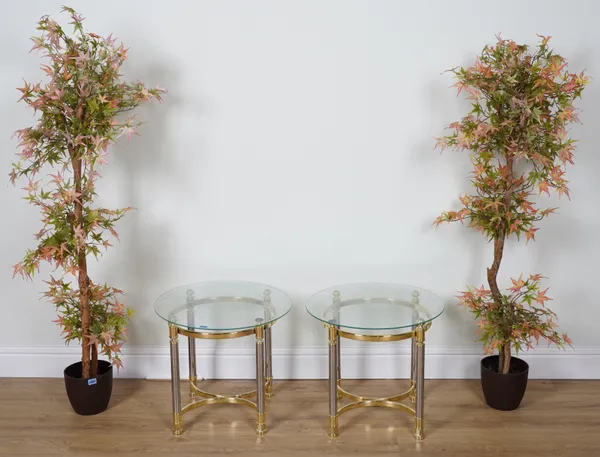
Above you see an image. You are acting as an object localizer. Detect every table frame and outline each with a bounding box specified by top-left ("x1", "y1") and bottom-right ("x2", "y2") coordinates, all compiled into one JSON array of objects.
[
  {"x1": 167, "y1": 289, "x2": 276, "y2": 436},
  {"x1": 324, "y1": 290, "x2": 431, "y2": 440}
]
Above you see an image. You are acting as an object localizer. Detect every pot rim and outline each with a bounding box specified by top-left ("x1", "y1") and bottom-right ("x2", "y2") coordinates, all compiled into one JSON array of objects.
[
  {"x1": 481, "y1": 354, "x2": 529, "y2": 376},
  {"x1": 63, "y1": 360, "x2": 113, "y2": 380}
]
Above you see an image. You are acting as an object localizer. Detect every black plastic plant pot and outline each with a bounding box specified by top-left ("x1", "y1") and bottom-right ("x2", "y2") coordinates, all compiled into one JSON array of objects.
[
  {"x1": 64, "y1": 360, "x2": 113, "y2": 415},
  {"x1": 481, "y1": 355, "x2": 529, "y2": 411}
]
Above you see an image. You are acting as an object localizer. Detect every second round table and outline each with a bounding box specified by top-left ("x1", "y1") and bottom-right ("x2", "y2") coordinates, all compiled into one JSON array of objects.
[{"x1": 305, "y1": 282, "x2": 444, "y2": 440}]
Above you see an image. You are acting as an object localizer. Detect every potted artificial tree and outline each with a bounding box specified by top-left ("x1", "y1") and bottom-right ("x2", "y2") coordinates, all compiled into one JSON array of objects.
[
  {"x1": 435, "y1": 35, "x2": 587, "y2": 410},
  {"x1": 11, "y1": 7, "x2": 165, "y2": 415}
]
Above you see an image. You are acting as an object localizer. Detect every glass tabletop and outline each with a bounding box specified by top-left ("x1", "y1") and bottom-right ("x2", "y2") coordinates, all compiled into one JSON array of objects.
[
  {"x1": 305, "y1": 283, "x2": 444, "y2": 331},
  {"x1": 154, "y1": 281, "x2": 292, "y2": 331}
]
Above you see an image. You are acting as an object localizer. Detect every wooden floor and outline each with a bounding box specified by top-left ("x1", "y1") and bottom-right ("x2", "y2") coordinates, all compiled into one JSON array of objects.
[{"x1": 1, "y1": 379, "x2": 599, "y2": 456}]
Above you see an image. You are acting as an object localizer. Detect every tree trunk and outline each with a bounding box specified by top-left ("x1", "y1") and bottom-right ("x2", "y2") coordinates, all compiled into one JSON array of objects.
[
  {"x1": 487, "y1": 232, "x2": 511, "y2": 374},
  {"x1": 486, "y1": 156, "x2": 515, "y2": 375},
  {"x1": 70, "y1": 101, "x2": 93, "y2": 380},
  {"x1": 498, "y1": 343, "x2": 511, "y2": 374},
  {"x1": 72, "y1": 154, "x2": 91, "y2": 380}
]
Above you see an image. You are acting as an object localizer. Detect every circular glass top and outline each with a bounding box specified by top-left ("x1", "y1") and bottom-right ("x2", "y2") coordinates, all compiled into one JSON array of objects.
[
  {"x1": 154, "y1": 281, "x2": 292, "y2": 331},
  {"x1": 305, "y1": 283, "x2": 444, "y2": 331}
]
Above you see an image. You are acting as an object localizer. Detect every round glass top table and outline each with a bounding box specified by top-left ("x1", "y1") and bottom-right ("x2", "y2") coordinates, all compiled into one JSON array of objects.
[
  {"x1": 154, "y1": 281, "x2": 292, "y2": 436},
  {"x1": 305, "y1": 282, "x2": 444, "y2": 441},
  {"x1": 154, "y1": 280, "x2": 292, "y2": 332}
]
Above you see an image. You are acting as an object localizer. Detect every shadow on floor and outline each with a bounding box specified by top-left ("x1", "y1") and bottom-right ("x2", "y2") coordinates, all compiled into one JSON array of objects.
[{"x1": 109, "y1": 378, "x2": 145, "y2": 409}]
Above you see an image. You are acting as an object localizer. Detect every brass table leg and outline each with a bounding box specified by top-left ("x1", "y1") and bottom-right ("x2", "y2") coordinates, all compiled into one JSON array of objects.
[
  {"x1": 265, "y1": 324, "x2": 273, "y2": 399},
  {"x1": 410, "y1": 291, "x2": 419, "y2": 405},
  {"x1": 188, "y1": 336, "x2": 197, "y2": 400},
  {"x1": 256, "y1": 325, "x2": 267, "y2": 435},
  {"x1": 328, "y1": 323, "x2": 339, "y2": 438},
  {"x1": 187, "y1": 290, "x2": 197, "y2": 401},
  {"x1": 333, "y1": 291, "x2": 342, "y2": 399},
  {"x1": 410, "y1": 334, "x2": 417, "y2": 404},
  {"x1": 336, "y1": 330, "x2": 342, "y2": 399},
  {"x1": 414, "y1": 324, "x2": 425, "y2": 441},
  {"x1": 169, "y1": 324, "x2": 183, "y2": 435}
]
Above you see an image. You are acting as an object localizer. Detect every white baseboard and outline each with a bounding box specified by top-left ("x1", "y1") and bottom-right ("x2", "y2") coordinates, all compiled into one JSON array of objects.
[{"x1": 1, "y1": 344, "x2": 598, "y2": 379}]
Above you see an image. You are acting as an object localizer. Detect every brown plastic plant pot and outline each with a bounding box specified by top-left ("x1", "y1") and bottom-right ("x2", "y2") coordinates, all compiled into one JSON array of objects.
[
  {"x1": 480, "y1": 355, "x2": 529, "y2": 411},
  {"x1": 64, "y1": 360, "x2": 113, "y2": 415}
]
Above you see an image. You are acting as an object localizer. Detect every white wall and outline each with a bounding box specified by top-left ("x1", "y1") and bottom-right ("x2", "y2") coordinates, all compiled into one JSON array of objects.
[{"x1": 1, "y1": 0, "x2": 599, "y2": 378}]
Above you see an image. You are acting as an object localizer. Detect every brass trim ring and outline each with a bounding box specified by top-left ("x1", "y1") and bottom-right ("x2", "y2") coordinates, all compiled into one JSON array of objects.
[{"x1": 336, "y1": 321, "x2": 431, "y2": 342}]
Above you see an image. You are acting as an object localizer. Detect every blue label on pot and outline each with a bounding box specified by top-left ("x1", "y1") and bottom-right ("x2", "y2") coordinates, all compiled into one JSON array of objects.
[
  {"x1": 199, "y1": 325, "x2": 208, "y2": 329},
  {"x1": 88, "y1": 378, "x2": 97, "y2": 386}
]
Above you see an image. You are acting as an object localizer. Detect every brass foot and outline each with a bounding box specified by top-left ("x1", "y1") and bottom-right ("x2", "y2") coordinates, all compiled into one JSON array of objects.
[
  {"x1": 328, "y1": 416, "x2": 339, "y2": 438},
  {"x1": 413, "y1": 418, "x2": 424, "y2": 441},
  {"x1": 256, "y1": 412, "x2": 267, "y2": 436},
  {"x1": 172, "y1": 413, "x2": 183, "y2": 436}
]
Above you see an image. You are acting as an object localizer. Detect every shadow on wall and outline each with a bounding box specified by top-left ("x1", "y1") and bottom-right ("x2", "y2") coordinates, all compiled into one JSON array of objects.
[
  {"x1": 422, "y1": 79, "x2": 487, "y2": 285},
  {"x1": 106, "y1": 60, "x2": 178, "y2": 348},
  {"x1": 408, "y1": 76, "x2": 481, "y2": 255},
  {"x1": 409, "y1": 76, "x2": 484, "y2": 350},
  {"x1": 531, "y1": 48, "x2": 600, "y2": 347}
]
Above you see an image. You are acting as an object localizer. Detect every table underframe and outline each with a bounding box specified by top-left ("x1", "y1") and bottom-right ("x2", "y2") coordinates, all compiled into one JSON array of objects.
[
  {"x1": 326, "y1": 322, "x2": 431, "y2": 441},
  {"x1": 168, "y1": 322, "x2": 274, "y2": 436}
]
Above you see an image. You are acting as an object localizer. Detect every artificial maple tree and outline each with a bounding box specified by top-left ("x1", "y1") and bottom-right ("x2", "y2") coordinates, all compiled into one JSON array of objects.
[
  {"x1": 11, "y1": 7, "x2": 165, "y2": 379},
  {"x1": 435, "y1": 36, "x2": 586, "y2": 374}
]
